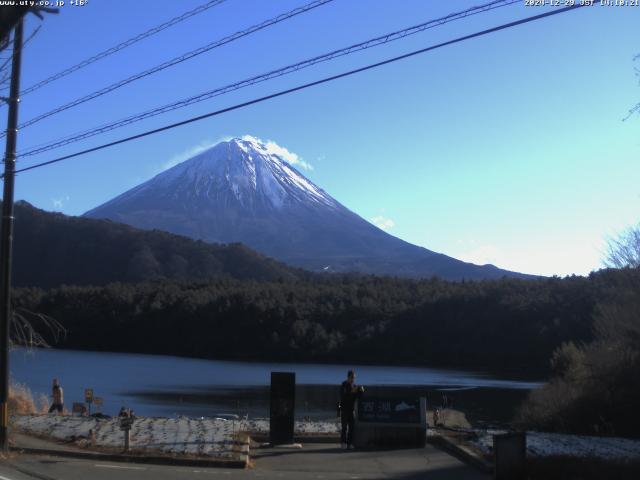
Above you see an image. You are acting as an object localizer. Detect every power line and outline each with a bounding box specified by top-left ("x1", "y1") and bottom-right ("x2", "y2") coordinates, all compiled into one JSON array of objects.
[
  {"x1": 18, "y1": 0, "x2": 519, "y2": 158},
  {"x1": 20, "y1": 24, "x2": 40, "y2": 49},
  {"x1": 6, "y1": 0, "x2": 228, "y2": 96},
  {"x1": 11, "y1": 3, "x2": 587, "y2": 176},
  {"x1": 0, "y1": 25, "x2": 39, "y2": 86},
  {"x1": 7, "y1": 0, "x2": 336, "y2": 136}
]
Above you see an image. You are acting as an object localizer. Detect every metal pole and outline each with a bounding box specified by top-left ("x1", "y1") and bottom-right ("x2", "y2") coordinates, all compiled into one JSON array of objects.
[
  {"x1": 124, "y1": 429, "x2": 130, "y2": 452},
  {"x1": 0, "y1": 17, "x2": 24, "y2": 452}
]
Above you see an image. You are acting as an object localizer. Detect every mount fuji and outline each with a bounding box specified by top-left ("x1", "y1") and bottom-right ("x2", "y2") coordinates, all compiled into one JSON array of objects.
[{"x1": 84, "y1": 136, "x2": 530, "y2": 280}]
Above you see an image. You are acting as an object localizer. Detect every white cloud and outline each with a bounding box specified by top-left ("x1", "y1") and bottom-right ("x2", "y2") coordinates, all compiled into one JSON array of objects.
[
  {"x1": 51, "y1": 195, "x2": 70, "y2": 210},
  {"x1": 242, "y1": 135, "x2": 313, "y2": 171},
  {"x1": 159, "y1": 135, "x2": 314, "y2": 173},
  {"x1": 371, "y1": 215, "x2": 395, "y2": 231}
]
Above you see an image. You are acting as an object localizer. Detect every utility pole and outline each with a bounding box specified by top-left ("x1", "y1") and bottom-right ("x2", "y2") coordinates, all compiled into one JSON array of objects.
[{"x1": 0, "y1": 16, "x2": 23, "y2": 452}]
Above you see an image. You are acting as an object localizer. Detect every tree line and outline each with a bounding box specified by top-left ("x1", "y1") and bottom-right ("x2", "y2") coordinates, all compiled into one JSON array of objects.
[{"x1": 13, "y1": 267, "x2": 638, "y2": 373}]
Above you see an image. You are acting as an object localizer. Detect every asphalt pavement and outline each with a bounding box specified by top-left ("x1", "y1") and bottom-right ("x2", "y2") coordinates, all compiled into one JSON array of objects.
[{"x1": 0, "y1": 442, "x2": 489, "y2": 480}]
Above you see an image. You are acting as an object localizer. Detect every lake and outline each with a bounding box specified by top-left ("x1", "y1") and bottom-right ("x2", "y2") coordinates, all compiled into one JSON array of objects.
[{"x1": 10, "y1": 348, "x2": 543, "y2": 426}]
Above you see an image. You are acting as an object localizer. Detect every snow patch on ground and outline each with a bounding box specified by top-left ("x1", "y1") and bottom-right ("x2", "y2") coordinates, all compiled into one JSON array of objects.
[
  {"x1": 245, "y1": 418, "x2": 339, "y2": 435},
  {"x1": 16, "y1": 414, "x2": 640, "y2": 462},
  {"x1": 13, "y1": 415, "x2": 339, "y2": 457},
  {"x1": 14, "y1": 415, "x2": 243, "y2": 458},
  {"x1": 472, "y1": 429, "x2": 640, "y2": 460}
]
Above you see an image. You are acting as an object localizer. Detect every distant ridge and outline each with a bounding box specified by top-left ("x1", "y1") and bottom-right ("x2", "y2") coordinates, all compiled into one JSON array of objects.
[{"x1": 12, "y1": 201, "x2": 302, "y2": 288}]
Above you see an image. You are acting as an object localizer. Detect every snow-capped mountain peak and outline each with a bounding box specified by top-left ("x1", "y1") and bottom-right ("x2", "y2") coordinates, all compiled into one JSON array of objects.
[
  {"x1": 84, "y1": 135, "x2": 532, "y2": 280},
  {"x1": 101, "y1": 136, "x2": 337, "y2": 212},
  {"x1": 185, "y1": 136, "x2": 333, "y2": 209}
]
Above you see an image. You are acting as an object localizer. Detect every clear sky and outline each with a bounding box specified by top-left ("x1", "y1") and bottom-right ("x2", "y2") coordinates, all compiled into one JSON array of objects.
[{"x1": 6, "y1": 0, "x2": 639, "y2": 277}]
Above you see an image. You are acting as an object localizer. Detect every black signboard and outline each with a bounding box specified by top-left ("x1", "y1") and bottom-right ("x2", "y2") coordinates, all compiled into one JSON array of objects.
[
  {"x1": 357, "y1": 397, "x2": 421, "y2": 424},
  {"x1": 495, "y1": 432, "x2": 526, "y2": 480},
  {"x1": 269, "y1": 372, "x2": 295, "y2": 444}
]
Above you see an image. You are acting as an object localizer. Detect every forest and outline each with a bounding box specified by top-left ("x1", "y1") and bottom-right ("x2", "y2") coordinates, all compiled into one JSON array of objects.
[
  {"x1": 11, "y1": 201, "x2": 304, "y2": 287},
  {"x1": 13, "y1": 267, "x2": 638, "y2": 373}
]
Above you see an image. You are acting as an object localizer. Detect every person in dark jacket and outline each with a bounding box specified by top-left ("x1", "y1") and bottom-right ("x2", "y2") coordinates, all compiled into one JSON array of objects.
[{"x1": 339, "y1": 370, "x2": 364, "y2": 449}]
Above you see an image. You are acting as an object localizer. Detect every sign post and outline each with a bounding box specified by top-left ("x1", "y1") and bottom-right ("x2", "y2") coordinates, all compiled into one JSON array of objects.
[
  {"x1": 119, "y1": 409, "x2": 135, "y2": 453},
  {"x1": 84, "y1": 388, "x2": 94, "y2": 415},
  {"x1": 269, "y1": 372, "x2": 295, "y2": 445},
  {"x1": 93, "y1": 397, "x2": 103, "y2": 414}
]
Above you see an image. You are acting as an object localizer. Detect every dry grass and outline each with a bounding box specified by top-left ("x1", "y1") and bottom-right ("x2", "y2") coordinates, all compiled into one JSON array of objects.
[
  {"x1": 8, "y1": 383, "x2": 37, "y2": 414},
  {"x1": 8, "y1": 383, "x2": 49, "y2": 415},
  {"x1": 36, "y1": 393, "x2": 50, "y2": 414},
  {"x1": 427, "y1": 408, "x2": 471, "y2": 429}
]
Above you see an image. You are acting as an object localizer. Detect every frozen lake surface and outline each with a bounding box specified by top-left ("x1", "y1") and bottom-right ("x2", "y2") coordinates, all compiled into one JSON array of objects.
[{"x1": 10, "y1": 348, "x2": 542, "y2": 421}]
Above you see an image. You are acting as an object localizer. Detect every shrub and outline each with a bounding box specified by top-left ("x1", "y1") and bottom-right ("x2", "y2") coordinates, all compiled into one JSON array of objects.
[
  {"x1": 516, "y1": 290, "x2": 640, "y2": 437},
  {"x1": 8, "y1": 383, "x2": 37, "y2": 415}
]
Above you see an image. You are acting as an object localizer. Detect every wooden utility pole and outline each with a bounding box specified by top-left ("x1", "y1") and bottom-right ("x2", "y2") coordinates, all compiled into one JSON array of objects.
[{"x1": 0, "y1": 16, "x2": 23, "y2": 452}]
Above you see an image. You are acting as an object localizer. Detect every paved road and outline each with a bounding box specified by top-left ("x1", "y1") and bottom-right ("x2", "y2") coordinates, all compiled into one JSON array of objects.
[{"x1": 0, "y1": 443, "x2": 489, "y2": 480}]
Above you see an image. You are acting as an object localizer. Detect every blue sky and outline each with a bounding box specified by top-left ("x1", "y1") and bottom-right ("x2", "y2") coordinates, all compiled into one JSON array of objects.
[{"x1": 6, "y1": 0, "x2": 639, "y2": 277}]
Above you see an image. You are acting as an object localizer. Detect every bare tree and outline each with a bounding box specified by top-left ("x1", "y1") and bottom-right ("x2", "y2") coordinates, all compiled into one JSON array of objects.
[
  {"x1": 11, "y1": 307, "x2": 65, "y2": 349},
  {"x1": 624, "y1": 54, "x2": 640, "y2": 121},
  {"x1": 605, "y1": 223, "x2": 640, "y2": 269},
  {"x1": 0, "y1": 24, "x2": 41, "y2": 90}
]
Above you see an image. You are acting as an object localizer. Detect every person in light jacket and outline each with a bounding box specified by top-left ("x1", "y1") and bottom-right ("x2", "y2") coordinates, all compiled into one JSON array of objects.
[{"x1": 48, "y1": 378, "x2": 64, "y2": 414}]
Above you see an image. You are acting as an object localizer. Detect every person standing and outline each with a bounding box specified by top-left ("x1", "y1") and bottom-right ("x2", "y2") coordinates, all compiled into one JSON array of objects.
[
  {"x1": 339, "y1": 370, "x2": 364, "y2": 449},
  {"x1": 48, "y1": 378, "x2": 64, "y2": 414}
]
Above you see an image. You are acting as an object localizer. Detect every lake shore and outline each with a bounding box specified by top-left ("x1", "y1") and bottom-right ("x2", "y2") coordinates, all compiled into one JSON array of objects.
[{"x1": 13, "y1": 412, "x2": 640, "y2": 463}]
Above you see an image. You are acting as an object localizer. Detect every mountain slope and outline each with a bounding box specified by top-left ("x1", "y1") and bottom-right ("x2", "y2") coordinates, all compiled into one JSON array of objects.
[
  {"x1": 85, "y1": 136, "x2": 532, "y2": 280},
  {"x1": 11, "y1": 201, "x2": 302, "y2": 288}
]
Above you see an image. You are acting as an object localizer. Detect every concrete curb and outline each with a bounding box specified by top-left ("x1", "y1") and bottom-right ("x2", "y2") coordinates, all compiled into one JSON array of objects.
[
  {"x1": 249, "y1": 433, "x2": 339, "y2": 444},
  {"x1": 428, "y1": 433, "x2": 493, "y2": 474},
  {"x1": 10, "y1": 445, "x2": 249, "y2": 469}
]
